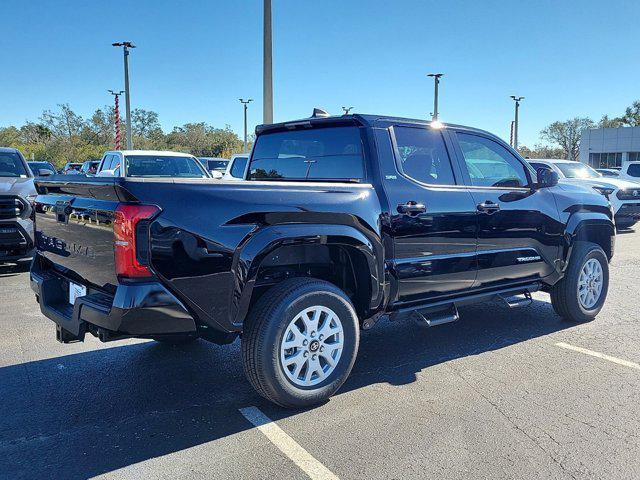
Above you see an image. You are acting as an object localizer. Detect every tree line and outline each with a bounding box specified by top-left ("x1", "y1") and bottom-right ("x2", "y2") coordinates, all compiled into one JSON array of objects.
[
  {"x1": 2, "y1": 99, "x2": 639, "y2": 167},
  {"x1": 0, "y1": 103, "x2": 250, "y2": 168},
  {"x1": 518, "y1": 100, "x2": 640, "y2": 161}
]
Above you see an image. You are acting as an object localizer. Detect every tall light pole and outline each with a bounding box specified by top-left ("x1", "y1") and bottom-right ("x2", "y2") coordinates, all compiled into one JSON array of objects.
[
  {"x1": 342, "y1": 106, "x2": 354, "y2": 115},
  {"x1": 427, "y1": 73, "x2": 443, "y2": 121},
  {"x1": 108, "y1": 90, "x2": 125, "y2": 149},
  {"x1": 239, "y1": 98, "x2": 253, "y2": 153},
  {"x1": 263, "y1": 0, "x2": 273, "y2": 124},
  {"x1": 510, "y1": 95, "x2": 524, "y2": 150},
  {"x1": 112, "y1": 41, "x2": 136, "y2": 149}
]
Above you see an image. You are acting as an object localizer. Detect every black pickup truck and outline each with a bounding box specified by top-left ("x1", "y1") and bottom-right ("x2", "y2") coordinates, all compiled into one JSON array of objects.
[{"x1": 30, "y1": 113, "x2": 615, "y2": 408}]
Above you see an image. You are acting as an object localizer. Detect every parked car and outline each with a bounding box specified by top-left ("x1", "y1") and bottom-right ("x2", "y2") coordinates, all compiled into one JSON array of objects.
[
  {"x1": 223, "y1": 154, "x2": 249, "y2": 181},
  {"x1": 596, "y1": 168, "x2": 622, "y2": 178},
  {"x1": 30, "y1": 113, "x2": 615, "y2": 408},
  {"x1": 62, "y1": 162, "x2": 82, "y2": 175},
  {"x1": 618, "y1": 161, "x2": 640, "y2": 182},
  {"x1": 95, "y1": 150, "x2": 210, "y2": 178},
  {"x1": 0, "y1": 148, "x2": 36, "y2": 262},
  {"x1": 198, "y1": 157, "x2": 229, "y2": 179},
  {"x1": 528, "y1": 159, "x2": 640, "y2": 230},
  {"x1": 27, "y1": 161, "x2": 56, "y2": 177},
  {"x1": 80, "y1": 160, "x2": 100, "y2": 176}
]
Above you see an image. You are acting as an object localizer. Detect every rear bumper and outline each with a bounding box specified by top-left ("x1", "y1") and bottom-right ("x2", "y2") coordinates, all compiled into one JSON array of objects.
[{"x1": 30, "y1": 259, "x2": 197, "y2": 342}]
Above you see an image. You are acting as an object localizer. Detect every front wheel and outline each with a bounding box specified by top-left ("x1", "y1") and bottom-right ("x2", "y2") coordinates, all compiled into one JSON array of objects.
[
  {"x1": 242, "y1": 278, "x2": 360, "y2": 408},
  {"x1": 550, "y1": 242, "x2": 609, "y2": 322}
]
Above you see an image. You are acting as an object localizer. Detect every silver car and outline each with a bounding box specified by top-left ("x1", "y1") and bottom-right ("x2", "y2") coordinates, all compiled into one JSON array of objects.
[{"x1": 0, "y1": 148, "x2": 36, "y2": 262}]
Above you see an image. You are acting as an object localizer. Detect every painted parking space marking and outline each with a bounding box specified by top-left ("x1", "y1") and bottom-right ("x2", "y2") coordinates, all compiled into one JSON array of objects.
[
  {"x1": 555, "y1": 342, "x2": 640, "y2": 371},
  {"x1": 239, "y1": 406, "x2": 339, "y2": 480}
]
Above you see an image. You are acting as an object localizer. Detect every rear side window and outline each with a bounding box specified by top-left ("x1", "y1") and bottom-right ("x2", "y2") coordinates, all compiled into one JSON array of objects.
[
  {"x1": 457, "y1": 133, "x2": 530, "y2": 188},
  {"x1": 249, "y1": 126, "x2": 364, "y2": 181},
  {"x1": 230, "y1": 156, "x2": 248, "y2": 178},
  {"x1": 628, "y1": 164, "x2": 640, "y2": 178},
  {"x1": 393, "y1": 126, "x2": 456, "y2": 185}
]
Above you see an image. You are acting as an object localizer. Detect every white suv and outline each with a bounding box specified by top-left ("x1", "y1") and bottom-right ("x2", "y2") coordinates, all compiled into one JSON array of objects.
[
  {"x1": 619, "y1": 161, "x2": 640, "y2": 182},
  {"x1": 528, "y1": 159, "x2": 640, "y2": 230}
]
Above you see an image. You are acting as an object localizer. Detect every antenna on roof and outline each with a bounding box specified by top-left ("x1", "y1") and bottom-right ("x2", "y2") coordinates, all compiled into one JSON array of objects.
[{"x1": 311, "y1": 108, "x2": 330, "y2": 118}]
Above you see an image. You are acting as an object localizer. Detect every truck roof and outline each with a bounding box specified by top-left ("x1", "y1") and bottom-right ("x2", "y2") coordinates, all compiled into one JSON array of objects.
[{"x1": 255, "y1": 113, "x2": 493, "y2": 137}]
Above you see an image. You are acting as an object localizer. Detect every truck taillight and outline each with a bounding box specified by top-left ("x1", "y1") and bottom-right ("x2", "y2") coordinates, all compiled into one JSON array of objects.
[{"x1": 114, "y1": 204, "x2": 160, "y2": 279}]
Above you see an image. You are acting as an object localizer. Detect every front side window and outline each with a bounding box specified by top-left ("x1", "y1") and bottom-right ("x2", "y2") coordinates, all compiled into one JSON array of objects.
[
  {"x1": 230, "y1": 156, "x2": 248, "y2": 178},
  {"x1": 393, "y1": 126, "x2": 456, "y2": 185},
  {"x1": 0, "y1": 152, "x2": 28, "y2": 177},
  {"x1": 125, "y1": 155, "x2": 207, "y2": 178},
  {"x1": 457, "y1": 133, "x2": 529, "y2": 188},
  {"x1": 249, "y1": 126, "x2": 364, "y2": 181}
]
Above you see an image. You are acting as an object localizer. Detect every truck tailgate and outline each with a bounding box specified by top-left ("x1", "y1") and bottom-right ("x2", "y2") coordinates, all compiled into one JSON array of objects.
[{"x1": 34, "y1": 181, "x2": 127, "y2": 289}]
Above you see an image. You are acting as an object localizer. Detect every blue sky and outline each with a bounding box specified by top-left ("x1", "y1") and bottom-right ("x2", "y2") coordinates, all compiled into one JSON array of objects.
[{"x1": 1, "y1": 0, "x2": 638, "y2": 146}]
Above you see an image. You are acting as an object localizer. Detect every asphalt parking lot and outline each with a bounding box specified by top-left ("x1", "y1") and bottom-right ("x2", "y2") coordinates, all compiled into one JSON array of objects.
[{"x1": 1, "y1": 230, "x2": 639, "y2": 480}]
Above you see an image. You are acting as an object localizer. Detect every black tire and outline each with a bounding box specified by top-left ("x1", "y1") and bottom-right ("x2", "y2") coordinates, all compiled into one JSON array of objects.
[
  {"x1": 550, "y1": 242, "x2": 609, "y2": 322},
  {"x1": 242, "y1": 278, "x2": 360, "y2": 408},
  {"x1": 152, "y1": 335, "x2": 199, "y2": 345}
]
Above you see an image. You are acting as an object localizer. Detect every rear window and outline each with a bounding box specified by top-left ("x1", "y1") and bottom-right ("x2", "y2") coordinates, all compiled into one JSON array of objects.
[
  {"x1": 249, "y1": 126, "x2": 364, "y2": 181},
  {"x1": 125, "y1": 155, "x2": 208, "y2": 178},
  {"x1": 0, "y1": 152, "x2": 28, "y2": 177},
  {"x1": 628, "y1": 164, "x2": 640, "y2": 178}
]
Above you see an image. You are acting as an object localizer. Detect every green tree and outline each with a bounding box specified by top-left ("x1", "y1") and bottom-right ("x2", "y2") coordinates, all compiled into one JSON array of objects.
[
  {"x1": 540, "y1": 117, "x2": 594, "y2": 161},
  {"x1": 597, "y1": 114, "x2": 624, "y2": 129},
  {"x1": 620, "y1": 100, "x2": 640, "y2": 127},
  {"x1": 518, "y1": 144, "x2": 566, "y2": 159}
]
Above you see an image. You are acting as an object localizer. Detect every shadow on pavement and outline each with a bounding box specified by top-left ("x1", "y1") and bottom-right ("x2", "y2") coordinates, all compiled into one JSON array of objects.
[
  {"x1": 0, "y1": 298, "x2": 572, "y2": 479},
  {"x1": 0, "y1": 260, "x2": 31, "y2": 278}
]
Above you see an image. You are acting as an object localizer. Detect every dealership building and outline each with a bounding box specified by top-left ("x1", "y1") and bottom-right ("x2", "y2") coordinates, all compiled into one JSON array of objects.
[{"x1": 579, "y1": 126, "x2": 640, "y2": 168}]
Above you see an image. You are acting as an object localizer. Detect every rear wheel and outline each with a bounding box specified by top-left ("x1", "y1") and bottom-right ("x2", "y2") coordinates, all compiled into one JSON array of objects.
[
  {"x1": 550, "y1": 242, "x2": 609, "y2": 322},
  {"x1": 242, "y1": 278, "x2": 359, "y2": 408}
]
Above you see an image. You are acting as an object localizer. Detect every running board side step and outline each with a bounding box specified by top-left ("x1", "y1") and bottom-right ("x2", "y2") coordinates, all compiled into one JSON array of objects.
[
  {"x1": 497, "y1": 291, "x2": 533, "y2": 309},
  {"x1": 413, "y1": 304, "x2": 460, "y2": 327}
]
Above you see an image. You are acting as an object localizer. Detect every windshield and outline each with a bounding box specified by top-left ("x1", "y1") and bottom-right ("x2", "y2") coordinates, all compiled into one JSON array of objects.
[
  {"x1": 29, "y1": 162, "x2": 55, "y2": 171},
  {"x1": 0, "y1": 152, "x2": 28, "y2": 177},
  {"x1": 125, "y1": 155, "x2": 208, "y2": 178},
  {"x1": 249, "y1": 126, "x2": 364, "y2": 181},
  {"x1": 555, "y1": 162, "x2": 601, "y2": 179},
  {"x1": 206, "y1": 159, "x2": 229, "y2": 171}
]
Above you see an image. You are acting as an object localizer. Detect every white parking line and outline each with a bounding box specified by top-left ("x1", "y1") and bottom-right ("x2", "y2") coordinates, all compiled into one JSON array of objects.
[
  {"x1": 239, "y1": 406, "x2": 339, "y2": 480},
  {"x1": 555, "y1": 342, "x2": 640, "y2": 371}
]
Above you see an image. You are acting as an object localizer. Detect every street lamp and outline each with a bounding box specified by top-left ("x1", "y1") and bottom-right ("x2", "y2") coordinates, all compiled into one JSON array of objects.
[
  {"x1": 342, "y1": 106, "x2": 354, "y2": 115},
  {"x1": 112, "y1": 41, "x2": 136, "y2": 149},
  {"x1": 510, "y1": 95, "x2": 524, "y2": 150},
  {"x1": 239, "y1": 98, "x2": 253, "y2": 153},
  {"x1": 263, "y1": 0, "x2": 273, "y2": 124},
  {"x1": 427, "y1": 73, "x2": 443, "y2": 121},
  {"x1": 108, "y1": 90, "x2": 125, "y2": 149}
]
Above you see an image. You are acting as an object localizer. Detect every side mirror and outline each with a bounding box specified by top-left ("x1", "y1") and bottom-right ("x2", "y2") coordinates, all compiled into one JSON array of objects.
[
  {"x1": 38, "y1": 169, "x2": 53, "y2": 177},
  {"x1": 536, "y1": 168, "x2": 559, "y2": 188},
  {"x1": 210, "y1": 170, "x2": 224, "y2": 179}
]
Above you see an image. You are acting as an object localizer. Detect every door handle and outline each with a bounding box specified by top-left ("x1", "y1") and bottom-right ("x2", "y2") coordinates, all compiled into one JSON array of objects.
[
  {"x1": 397, "y1": 202, "x2": 426, "y2": 216},
  {"x1": 477, "y1": 201, "x2": 500, "y2": 214}
]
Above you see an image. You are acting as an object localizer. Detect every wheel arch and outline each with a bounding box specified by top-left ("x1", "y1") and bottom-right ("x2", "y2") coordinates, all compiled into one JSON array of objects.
[
  {"x1": 564, "y1": 213, "x2": 615, "y2": 266},
  {"x1": 230, "y1": 223, "x2": 385, "y2": 330}
]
